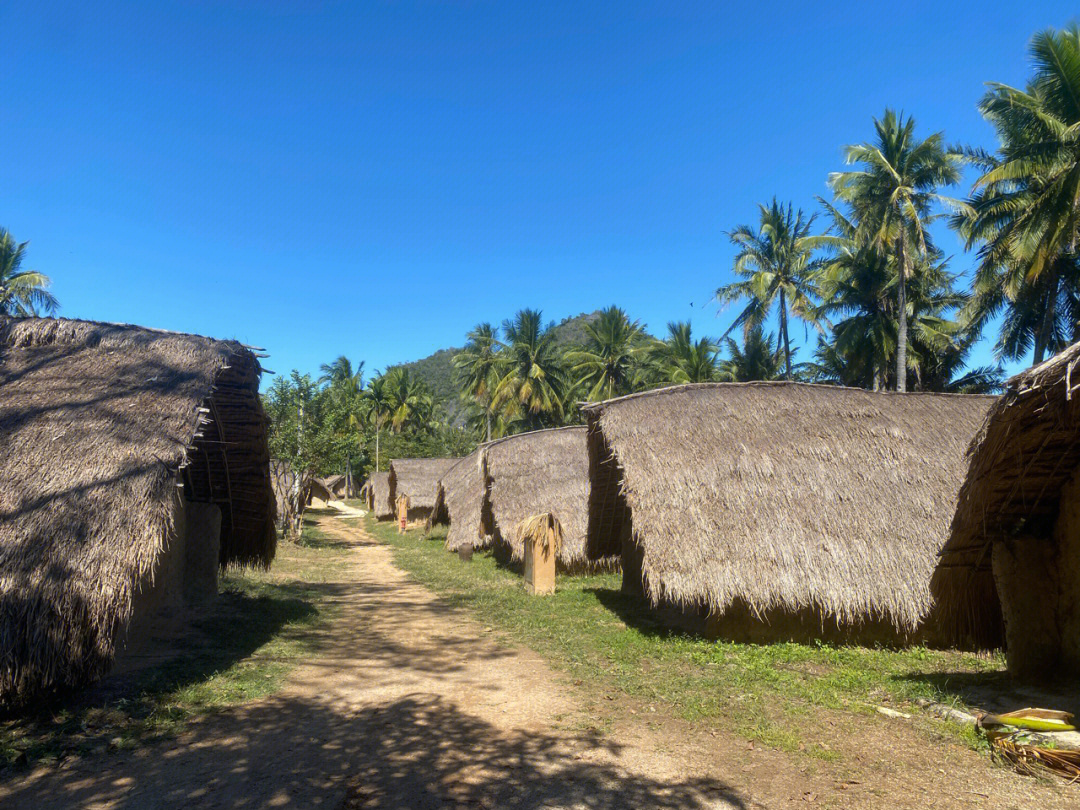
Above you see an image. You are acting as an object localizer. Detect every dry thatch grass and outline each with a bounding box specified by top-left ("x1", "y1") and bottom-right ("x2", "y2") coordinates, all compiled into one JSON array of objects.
[
  {"x1": 484, "y1": 426, "x2": 614, "y2": 572},
  {"x1": 434, "y1": 452, "x2": 489, "y2": 551},
  {"x1": 389, "y1": 458, "x2": 461, "y2": 515},
  {"x1": 516, "y1": 513, "x2": 563, "y2": 555},
  {"x1": 370, "y1": 471, "x2": 392, "y2": 520},
  {"x1": 933, "y1": 343, "x2": 1080, "y2": 648},
  {"x1": 0, "y1": 317, "x2": 276, "y2": 703},
  {"x1": 583, "y1": 382, "x2": 995, "y2": 636}
]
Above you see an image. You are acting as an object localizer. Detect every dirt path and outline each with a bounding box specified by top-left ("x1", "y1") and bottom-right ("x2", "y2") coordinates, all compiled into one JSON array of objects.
[{"x1": 1, "y1": 517, "x2": 1073, "y2": 809}]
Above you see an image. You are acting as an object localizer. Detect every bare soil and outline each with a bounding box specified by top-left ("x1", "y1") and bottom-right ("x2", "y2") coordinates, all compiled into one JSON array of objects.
[{"x1": 0, "y1": 516, "x2": 1072, "y2": 808}]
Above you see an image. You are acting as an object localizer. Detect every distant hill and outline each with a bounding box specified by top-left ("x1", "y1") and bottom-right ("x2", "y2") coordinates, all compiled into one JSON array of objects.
[{"x1": 390, "y1": 311, "x2": 601, "y2": 422}]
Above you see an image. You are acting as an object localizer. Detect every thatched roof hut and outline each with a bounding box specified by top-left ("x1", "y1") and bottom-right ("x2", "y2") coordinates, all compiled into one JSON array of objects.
[
  {"x1": 484, "y1": 427, "x2": 611, "y2": 572},
  {"x1": 0, "y1": 317, "x2": 276, "y2": 703},
  {"x1": 322, "y1": 474, "x2": 346, "y2": 500},
  {"x1": 584, "y1": 382, "x2": 995, "y2": 643},
  {"x1": 933, "y1": 343, "x2": 1080, "y2": 676},
  {"x1": 388, "y1": 457, "x2": 461, "y2": 522},
  {"x1": 370, "y1": 471, "x2": 392, "y2": 520},
  {"x1": 433, "y1": 452, "x2": 489, "y2": 551}
]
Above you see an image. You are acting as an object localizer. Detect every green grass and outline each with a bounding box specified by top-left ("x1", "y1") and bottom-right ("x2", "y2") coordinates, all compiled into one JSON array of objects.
[
  {"x1": 0, "y1": 512, "x2": 349, "y2": 772},
  {"x1": 368, "y1": 515, "x2": 1007, "y2": 759}
]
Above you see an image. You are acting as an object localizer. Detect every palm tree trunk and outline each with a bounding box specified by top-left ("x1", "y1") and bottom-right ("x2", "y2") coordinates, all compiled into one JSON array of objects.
[
  {"x1": 375, "y1": 420, "x2": 381, "y2": 471},
  {"x1": 779, "y1": 288, "x2": 792, "y2": 380},
  {"x1": 1033, "y1": 265, "x2": 1060, "y2": 365},
  {"x1": 485, "y1": 410, "x2": 491, "y2": 443},
  {"x1": 896, "y1": 238, "x2": 909, "y2": 393}
]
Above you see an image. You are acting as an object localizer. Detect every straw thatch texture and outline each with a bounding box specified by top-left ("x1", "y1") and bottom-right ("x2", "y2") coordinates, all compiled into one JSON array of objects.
[
  {"x1": 0, "y1": 317, "x2": 276, "y2": 703},
  {"x1": 389, "y1": 458, "x2": 462, "y2": 515},
  {"x1": 370, "y1": 471, "x2": 392, "y2": 520},
  {"x1": 933, "y1": 343, "x2": 1080, "y2": 649},
  {"x1": 436, "y1": 452, "x2": 489, "y2": 551},
  {"x1": 322, "y1": 474, "x2": 345, "y2": 499},
  {"x1": 584, "y1": 382, "x2": 995, "y2": 635},
  {"x1": 484, "y1": 427, "x2": 610, "y2": 571}
]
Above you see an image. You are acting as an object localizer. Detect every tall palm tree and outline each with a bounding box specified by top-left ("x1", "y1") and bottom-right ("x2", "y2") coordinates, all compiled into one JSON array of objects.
[
  {"x1": 829, "y1": 110, "x2": 965, "y2": 391},
  {"x1": 0, "y1": 229, "x2": 58, "y2": 318},
  {"x1": 718, "y1": 324, "x2": 787, "y2": 382},
  {"x1": 363, "y1": 374, "x2": 392, "y2": 471},
  {"x1": 453, "y1": 323, "x2": 502, "y2": 441},
  {"x1": 644, "y1": 321, "x2": 720, "y2": 384},
  {"x1": 717, "y1": 199, "x2": 824, "y2": 379},
  {"x1": 383, "y1": 367, "x2": 434, "y2": 434},
  {"x1": 492, "y1": 309, "x2": 566, "y2": 429},
  {"x1": 955, "y1": 26, "x2": 1080, "y2": 364},
  {"x1": 564, "y1": 306, "x2": 644, "y2": 401},
  {"x1": 319, "y1": 355, "x2": 364, "y2": 390}
]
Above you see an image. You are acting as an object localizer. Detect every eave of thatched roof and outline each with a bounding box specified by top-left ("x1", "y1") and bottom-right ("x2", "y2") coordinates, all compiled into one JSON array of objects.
[
  {"x1": 370, "y1": 471, "x2": 392, "y2": 519},
  {"x1": 389, "y1": 457, "x2": 462, "y2": 510},
  {"x1": 435, "y1": 451, "x2": 489, "y2": 551},
  {"x1": 932, "y1": 343, "x2": 1080, "y2": 647},
  {"x1": 482, "y1": 426, "x2": 608, "y2": 571},
  {"x1": 584, "y1": 382, "x2": 995, "y2": 633},
  {"x1": 0, "y1": 317, "x2": 276, "y2": 702}
]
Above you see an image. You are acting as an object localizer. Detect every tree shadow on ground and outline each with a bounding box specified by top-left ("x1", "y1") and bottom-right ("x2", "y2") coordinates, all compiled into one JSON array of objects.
[
  {"x1": 895, "y1": 670, "x2": 1080, "y2": 717},
  {"x1": 2, "y1": 693, "x2": 748, "y2": 809}
]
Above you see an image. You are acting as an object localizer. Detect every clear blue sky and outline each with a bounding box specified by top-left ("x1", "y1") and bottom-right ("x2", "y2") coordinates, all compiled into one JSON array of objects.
[{"x1": 2, "y1": 1, "x2": 1075, "y2": 384}]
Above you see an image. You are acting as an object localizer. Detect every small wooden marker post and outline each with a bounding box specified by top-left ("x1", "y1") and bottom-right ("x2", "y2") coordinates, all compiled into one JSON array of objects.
[
  {"x1": 520, "y1": 513, "x2": 560, "y2": 596},
  {"x1": 396, "y1": 494, "x2": 410, "y2": 535}
]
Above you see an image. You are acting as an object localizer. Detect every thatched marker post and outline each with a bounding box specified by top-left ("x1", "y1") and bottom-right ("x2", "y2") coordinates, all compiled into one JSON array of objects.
[{"x1": 519, "y1": 513, "x2": 560, "y2": 596}]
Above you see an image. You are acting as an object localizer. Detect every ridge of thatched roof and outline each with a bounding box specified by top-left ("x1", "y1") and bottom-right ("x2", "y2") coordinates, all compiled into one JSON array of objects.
[
  {"x1": 584, "y1": 381, "x2": 995, "y2": 633},
  {"x1": 482, "y1": 426, "x2": 606, "y2": 570},
  {"x1": 0, "y1": 317, "x2": 276, "y2": 702},
  {"x1": 389, "y1": 457, "x2": 462, "y2": 510},
  {"x1": 434, "y1": 451, "x2": 489, "y2": 551},
  {"x1": 932, "y1": 343, "x2": 1080, "y2": 647},
  {"x1": 370, "y1": 471, "x2": 392, "y2": 519}
]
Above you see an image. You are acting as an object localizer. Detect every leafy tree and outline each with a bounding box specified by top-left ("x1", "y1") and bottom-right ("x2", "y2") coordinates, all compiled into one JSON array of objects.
[
  {"x1": 564, "y1": 306, "x2": 645, "y2": 401},
  {"x1": 717, "y1": 199, "x2": 824, "y2": 378},
  {"x1": 384, "y1": 367, "x2": 435, "y2": 434},
  {"x1": 955, "y1": 25, "x2": 1080, "y2": 364},
  {"x1": 829, "y1": 110, "x2": 965, "y2": 391},
  {"x1": 492, "y1": 309, "x2": 567, "y2": 429},
  {"x1": 643, "y1": 321, "x2": 720, "y2": 384},
  {"x1": 718, "y1": 324, "x2": 787, "y2": 382},
  {"x1": 0, "y1": 229, "x2": 58, "y2": 318},
  {"x1": 453, "y1": 323, "x2": 502, "y2": 441},
  {"x1": 363, "y1": 374, "x2": 393, "y2": 471}
]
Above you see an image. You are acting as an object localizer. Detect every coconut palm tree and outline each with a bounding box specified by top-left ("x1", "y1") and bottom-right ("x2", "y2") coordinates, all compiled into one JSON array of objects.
[
  {"x1": 644, "y1": 321, "x2": 720, "y2": 384},
  {"x1": 717, "y1": 199, "x2": 824, "y2": 379},
  {"x1": 491, "y1": 309, "x2": 566, "y2": 429},
  {"x1": 955, "y1": 26, "x2": 1080, "y2": 365},
  {"x1": 454, "y1": 323, "x2": 502, "y2": 441},
  {"x1": 829, "y1": 110, "x2": 965, "y2": 391},
  {"x1": 564, "y1": 306, "x2": 645, "y2": 401},
  {"x1": 718, "y1": 324, "x2": 787, "y2": 382},
  {"x1": 384, "y1": 367, "x2": 434, "y2": 434},
  {"x1": 0, "y1": 229, "x2": 58, "y2": 318},
  {"x1": 363, "y1": 374, "x2": 392, "y2": 471},
  {"x1": 319, "y1": 355, "x2": 364, "y2": 390}
]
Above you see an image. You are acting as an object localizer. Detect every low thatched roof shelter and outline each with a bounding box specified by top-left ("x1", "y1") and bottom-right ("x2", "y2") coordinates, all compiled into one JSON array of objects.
[
  {"x1": 433, "y1": 452, "x2": 489, "y2": 551},
  {"x1": 322, "y1": 474, "x2": 346, "y2": 499},
  {"x1": 389, "y1": 457, "x2": 461, "y2": 521},
  {"x1": 484, "y1": 427, "x2": 612, "y2": 572},
  {"x1": 0, "y1": 317, "x2": 276, "y2": 703},
  {"x1": 370, "y1": 471, "x2": 392, "y2": 520},
  {"x1": 584, "y1": 382, "x2": 995, "y2": 643},
  {"x1": 933, "y1": 344, "x2": 1080, "y2": 676}
]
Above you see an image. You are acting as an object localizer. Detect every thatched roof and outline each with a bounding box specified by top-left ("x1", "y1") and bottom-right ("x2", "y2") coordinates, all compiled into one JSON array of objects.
[
  {"x1": 932, "y1": 344, "x2": 1080, "y2": 647},
  {"x1": 584, "y1": 382, "x2": 995, "y2": 633},
  {"x1": 435, "y1": 452, "x2": 489, "y2": 551},
  {"x1": 370, "y1": 471, "x2": 392, "y2": 519},
  {"x1": 484, "y1": 427, "x2": 605, "y2": 571},
  {"x1": 389, "y1": 458, "x2": 462, "y2": 511},
  {"x1": 0, "y1": 317, "x2": 276, "y2": 702}
]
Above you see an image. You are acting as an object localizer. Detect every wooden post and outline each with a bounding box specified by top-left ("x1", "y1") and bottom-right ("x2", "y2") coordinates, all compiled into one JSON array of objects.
[
  {"x1": 396, "y1": 494, "x2": 410, "y2": 534},
  {"x1": 524, "y1": 534, "x2": 556, "y2": 595}
]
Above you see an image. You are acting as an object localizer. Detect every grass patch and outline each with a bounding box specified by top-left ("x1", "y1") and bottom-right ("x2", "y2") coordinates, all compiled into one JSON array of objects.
[
  {"x1": 368, "y1": 516, "x2": 1006, "y2": 759},
  {"x1": 0, "y1": 513, "x2": 349, "y2": 773}
]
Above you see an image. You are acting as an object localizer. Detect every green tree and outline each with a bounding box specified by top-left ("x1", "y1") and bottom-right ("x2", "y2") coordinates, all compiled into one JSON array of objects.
[
  {"x1": 0, "y1": 229, "x2": 58, "y2": 318},
  {"x1": 643, "y1": 321, "x2": 720, "y2": 384},
  {"x1": 453, "y1": 323, "x2": 502, "y2": 441},
  {"x1": 564, "y1": 306, "x2": 645, "y2": 401},
  {"x1": 492, "y1": 309, "x2": 567, "y2": 429},
  {"x1": 717, "y1": 199, "x2": 824, "y2": 379},
  {"x1": 955, "y1": 26, "x2": 1080, "y2": 364},
  {"x1": 829, "y1": 110, "x2": 965, "y2": 391},
  {"x1": 384, "y1": 367, "x2": 435, "y2": 434},
  {"x1": 363, "y1": 374, "x2": 392, "y2": 471},
  {"x1": 718, "y1": 324, "x2": 787, "y2": 382}
]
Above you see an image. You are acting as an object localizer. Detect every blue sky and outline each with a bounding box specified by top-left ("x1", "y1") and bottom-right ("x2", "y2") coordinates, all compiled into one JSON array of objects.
[{"x1": 2, "y1": 1, "x2": 1075, "y2": 384}]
